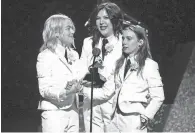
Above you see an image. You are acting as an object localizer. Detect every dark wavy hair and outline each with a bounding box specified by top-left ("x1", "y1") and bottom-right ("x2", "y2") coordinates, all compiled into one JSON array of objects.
[
  {"x1": 115, "y1": 18, "x2": 152, "y2": 77},
  {"x1": 87, "y1": 2, "x2": 123, "y2": 48}
]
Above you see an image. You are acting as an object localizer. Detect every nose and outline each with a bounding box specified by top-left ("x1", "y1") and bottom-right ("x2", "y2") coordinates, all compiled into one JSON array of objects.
[
  {"x1": 70, "y1": 28, "x2": 74, "y2": 34},
  {"x1": 122, "y1": 38, "x2": 127, "y2": 45},
  {"x1": 100, "y1": 18, "x2": 104, "y2": 25}
]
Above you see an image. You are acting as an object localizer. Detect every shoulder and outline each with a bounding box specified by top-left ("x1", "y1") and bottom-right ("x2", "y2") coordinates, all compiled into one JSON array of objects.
[
  {"x1": 143, "y1": 58, "x2": 161, "y2": 78},
  {"x1": 83, "y1": 36, "x2": 93, "y2": 43},
  {"x1": 37, "y1": 49, "x2": 55, "y2": 63},
  {"x1": 82, "y1": 36, "x2": 93, "y2": 49},
  {"x1": 145, "y1": 58, "x2": 159, "y2": 69}
]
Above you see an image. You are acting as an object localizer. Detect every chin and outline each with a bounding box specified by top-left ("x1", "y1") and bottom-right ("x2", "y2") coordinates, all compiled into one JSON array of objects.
[
  {"x1": 123, "y1": 50, "x2": 131, "y2": 55},
  {"x1": 100, "y1": 31, "x2": 108, "y2": 37}
]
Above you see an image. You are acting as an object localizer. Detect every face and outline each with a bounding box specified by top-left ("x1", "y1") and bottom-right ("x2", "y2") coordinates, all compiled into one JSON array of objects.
[
  {"x1": 122, "y1": 29, "x2": 141, "y2": 55},
  {"x1": 96, "y1": 9, "x2": 114, "y2": 38},
  {"x1": 61, "y1": 19, "x2": 75, "y2": 47}
]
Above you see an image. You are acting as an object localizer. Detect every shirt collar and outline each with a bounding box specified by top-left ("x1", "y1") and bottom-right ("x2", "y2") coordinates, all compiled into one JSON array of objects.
[
  {"x1": 126, "y1": 54, "x2": 137, "y2": 65},
  {"x1": 101, "y1": 34, "x2": 116, "y2": 44},
  {"x1": 105, "y1": 34, "x2": 115, "y2": 42}
]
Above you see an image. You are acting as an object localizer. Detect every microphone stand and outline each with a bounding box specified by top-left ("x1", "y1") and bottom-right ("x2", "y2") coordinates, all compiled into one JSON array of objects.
[
  {"x1": 90, "y1": 58, "x2": 95, "y2": 132},
  {"x1": 89, "y1": 48, "x2": 100, "y2": 132}
]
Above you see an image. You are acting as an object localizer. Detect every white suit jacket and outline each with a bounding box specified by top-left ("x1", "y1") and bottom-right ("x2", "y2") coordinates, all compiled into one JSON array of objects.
[
  {"x1": 113, "y1": 58, "x2": 165, "y2": 120},
  {"x1": 79, "y1": 35, "x2": 122, "y2": 105},
  {"x1": 36, "y1": 48, "x2": 79, "y2": 110}
]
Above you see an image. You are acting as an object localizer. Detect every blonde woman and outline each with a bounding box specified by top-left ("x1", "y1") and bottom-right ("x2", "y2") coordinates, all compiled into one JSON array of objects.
[{"x1": 36, "y1": 14, "x2": 81, "y2": 132}]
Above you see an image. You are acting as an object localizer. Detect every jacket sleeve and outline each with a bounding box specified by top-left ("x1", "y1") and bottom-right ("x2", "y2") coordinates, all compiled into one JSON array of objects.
[
  {"x1": 143, "y1": 59, "x2": 165, "y2": 119},
  {"x1": 76, "y1": 38, "x2": 92, "y2": 80},
  {"x1": 36, "y1": 52, "x2": 69, "y2": 102},
  {"x1": 83, "y1": 71, "x2": 115, "y2": 105}
]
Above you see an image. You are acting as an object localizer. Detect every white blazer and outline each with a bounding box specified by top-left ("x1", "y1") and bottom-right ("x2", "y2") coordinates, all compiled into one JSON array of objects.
[
  {"x1": 80, "y1": 35, "x2": 123, "y2": 130},
  {"x1": 113, "y1": 58, "x2": 165, "y2": 120},
  {"x1": 79, "y1": 35, "x2": 122, "y2": 104},
  {"x1": 36, "y1": 48, "x2": 79, "y2": 110}
]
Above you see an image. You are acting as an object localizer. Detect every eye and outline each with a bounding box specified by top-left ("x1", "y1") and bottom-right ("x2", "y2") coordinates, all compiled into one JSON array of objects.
[
  {"x1": 103, "y1": 16, "x2": 109, "y2": 19},
  {"x1": 96, "y1": 16, "x2": 100, "y2": 20},
  {"x1": 122, "y1": 36, "x2": 125, "y2": 40},
  {"x1": 65, "y1": 26, "x2": 71, "y2": 31},
  {"x1": 65, "y1": 26, "x2": 75, "y2": 32},
  {"x1": 126, "y1": 37, "x2": 132, "y2": 41}
]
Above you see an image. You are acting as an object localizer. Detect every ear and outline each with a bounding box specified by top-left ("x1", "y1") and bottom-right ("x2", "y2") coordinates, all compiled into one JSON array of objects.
[{"x1": 138, "y1": 39, "x2": 144, "y2": 47}]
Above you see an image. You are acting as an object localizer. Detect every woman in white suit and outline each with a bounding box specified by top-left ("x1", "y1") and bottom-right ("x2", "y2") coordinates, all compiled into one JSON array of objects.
[
  {"x1": 107, "y1": 17, "x2": 165, "y2": 132},
  {"x1": 79, "y1": 2, "x2": 123, "y2": 132},
  {"x1": 36, "y1": 14, "x2": 81, "y2": 132}
]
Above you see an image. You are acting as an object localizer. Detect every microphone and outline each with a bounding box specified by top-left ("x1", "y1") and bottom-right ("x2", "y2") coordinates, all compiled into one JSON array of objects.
[
  {"x1": 92, "y1": 48, "x2": 101, "y2": 67},
  {"x1": 92, "y1": 47, "x2": 101, "y2": 57}
]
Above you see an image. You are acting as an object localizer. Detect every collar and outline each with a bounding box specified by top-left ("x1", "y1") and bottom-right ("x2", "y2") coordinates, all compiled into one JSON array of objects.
[
  {"x1": 126, "y1": 54, "x2": 138, "y2": 68},
  {"x1": 101, "y1": 34, "x2": 117, "y2": 44},
  {"x1": 105, "y1": 34, "x2": 115, "y2": 42}
]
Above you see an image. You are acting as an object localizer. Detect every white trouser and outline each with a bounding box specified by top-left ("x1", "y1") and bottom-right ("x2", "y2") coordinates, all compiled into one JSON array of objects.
[
  {"x1": 41, "y1": 103, "x2": 79, "y2": 133},
  {"x1": 106, "y1": 110, "x2": 147, "y2": 132},
  {"x1": 83, "y1": 98, "x2": 113, "y2": 132}
]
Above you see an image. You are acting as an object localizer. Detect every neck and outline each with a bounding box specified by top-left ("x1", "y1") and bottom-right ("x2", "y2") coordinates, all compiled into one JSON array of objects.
[
  {"x1": 55, "y1": 43, "x2": 65, "y2": 56},
  {"x1": 105, "y1": 33, "x2": 114, "y2": 39},
  {"x1": 128, "y1": 53, "x2": 135, "y2": 58}
]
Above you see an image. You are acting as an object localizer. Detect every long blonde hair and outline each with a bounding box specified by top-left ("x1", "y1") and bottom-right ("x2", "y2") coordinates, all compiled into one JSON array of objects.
[{"x1": 40, "y1": 14, "x2": 75, "y2": 52}]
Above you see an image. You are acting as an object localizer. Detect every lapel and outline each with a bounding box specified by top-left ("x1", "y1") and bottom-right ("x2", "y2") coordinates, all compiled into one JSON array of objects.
[
  {"x1": 55, "y1": 53, "x2": 73, "y2": 73},
  {"x1": 124, "y1": 67, "x2": 132, "y2": 81},
  {"x1": 121, "y1": 59, "x2": 133, "y2": 81}
]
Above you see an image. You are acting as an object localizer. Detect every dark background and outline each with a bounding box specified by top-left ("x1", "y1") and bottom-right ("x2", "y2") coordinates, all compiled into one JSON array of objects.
[{"x1": 2, "y1": 0, "x2": 195, "y2": 131}]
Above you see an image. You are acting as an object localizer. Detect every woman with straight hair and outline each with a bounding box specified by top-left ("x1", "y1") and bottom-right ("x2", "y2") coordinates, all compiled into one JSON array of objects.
[
  {"x1": 36, "y1": 14, "x2": 81, "y2": 132},
  {"x1": 106, "y1": 16, "x2": 165, "y2": 132}
]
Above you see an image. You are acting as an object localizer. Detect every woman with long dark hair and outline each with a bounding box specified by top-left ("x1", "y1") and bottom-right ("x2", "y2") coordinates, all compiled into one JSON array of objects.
[{"x1": 79, "y1": 2, "x2": 123, "y2": 132}]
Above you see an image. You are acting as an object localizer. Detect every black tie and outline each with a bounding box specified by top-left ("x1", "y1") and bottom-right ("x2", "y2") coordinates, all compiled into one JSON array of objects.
[
  {"x1": 124, "y1": 59, "x2": 131, "y2": 78},
  {"x1": 102, "y1": 38, "x2": 108, "y2": 60},
  {"x1": 65, "y1": 48, "x2": 68, "y2": 62}
]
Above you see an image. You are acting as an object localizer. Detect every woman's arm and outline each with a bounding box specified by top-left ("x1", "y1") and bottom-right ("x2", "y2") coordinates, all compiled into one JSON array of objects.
[
  {"x1": 143, "y1": 59, "x2": 165, "y2": 120},
  {"x1": 36, "y1": 51, "x2": 80, "y2": 102}
]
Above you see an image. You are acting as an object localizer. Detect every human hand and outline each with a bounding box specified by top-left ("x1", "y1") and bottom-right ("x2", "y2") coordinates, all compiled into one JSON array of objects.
[
  {"x1": 70, "y1": 80, "x2": 82, "y2": 94},
  {"x1": 81, "y1": 80, "x2": 93, "y2": 87},
  {"x1": 60, "y1": 80, "x2": 81, "y2": 100},
  {"x1": 66, "y1": 79, "x2": 77, "y2": 90}
]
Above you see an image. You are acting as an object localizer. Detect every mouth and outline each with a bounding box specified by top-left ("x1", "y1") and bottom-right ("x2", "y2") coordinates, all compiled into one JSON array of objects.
[
  {"x1": 122, "y1": 45, "x2": 128, "y2": 48},
  {"x1": 122, "y1": 46, "x2": 128, "y2": 50},
  {"x1": 69, "y1": 36, "x2": 74, "y2": 39},
  {"x1": 100, "y1": 26, "x2": 107, "y2": 30}
]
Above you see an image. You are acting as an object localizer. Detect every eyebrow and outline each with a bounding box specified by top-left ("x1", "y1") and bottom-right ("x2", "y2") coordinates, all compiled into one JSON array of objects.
[
  {"x1": 65, "y1": 25, "x2": 75, "y2": 29},
  {"x1": 123, "y1": 35, "x2": 133, "y2": 39},
  {"x1": 96, "y1": 15, "x2": 109, "y2": 18}
]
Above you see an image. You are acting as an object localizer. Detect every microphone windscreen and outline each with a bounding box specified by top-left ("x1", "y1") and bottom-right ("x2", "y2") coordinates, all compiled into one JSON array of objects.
[{"x1": 92, "y1": 48, "x2": 101, "y2": 56}]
